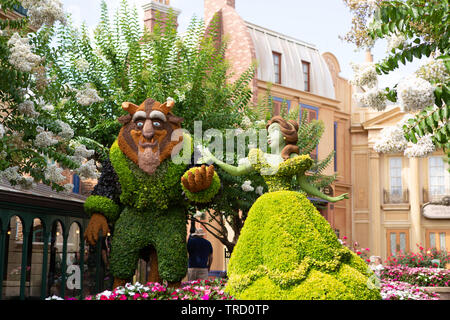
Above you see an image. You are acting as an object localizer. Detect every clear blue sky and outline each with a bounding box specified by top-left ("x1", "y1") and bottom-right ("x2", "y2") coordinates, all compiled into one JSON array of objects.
[{"x1": 61, "y1": 0, "x2": 419, "y2": 87}]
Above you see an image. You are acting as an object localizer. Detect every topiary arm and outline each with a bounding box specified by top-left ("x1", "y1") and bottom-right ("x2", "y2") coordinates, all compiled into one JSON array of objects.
[
  {"x1": 200, "y1": 147, "x2": 254, "y2": 176},
  {"x1": 86, "y1": 157, "x2": 122, "y2": 222},
  {"x1": 297, "y1": 175, "x2": 349, "y2": 203}
]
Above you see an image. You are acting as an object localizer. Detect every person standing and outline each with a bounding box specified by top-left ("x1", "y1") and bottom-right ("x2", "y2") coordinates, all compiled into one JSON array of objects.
[{"x1": 187, "y1": 228, "x2": 213, "y2": 281}]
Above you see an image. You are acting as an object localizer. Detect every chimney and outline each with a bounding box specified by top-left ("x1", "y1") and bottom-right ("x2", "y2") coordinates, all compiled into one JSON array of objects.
[
  {"x1": 365, "y1": 48, "x2": 373, "y2": 63},
  {"x1": 204, "y1": 0, "x2": 235, "y2": 27},
  {"x1": 142, "y1": 0, "x2": 181, "y2": 33}
]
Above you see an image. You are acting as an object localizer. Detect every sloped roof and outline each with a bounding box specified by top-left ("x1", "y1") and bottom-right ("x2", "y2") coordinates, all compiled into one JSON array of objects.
[{"x1": 246, "y1": 21, "x2": 336, "y2": 99}]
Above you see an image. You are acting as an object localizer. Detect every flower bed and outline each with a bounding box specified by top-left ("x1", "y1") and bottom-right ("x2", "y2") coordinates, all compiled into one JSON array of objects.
[
  {"x1": 380, "y1": 265, "x2": 450, "y2": 287},
  {"x1": 46, "y1": 279, "x2": 234, "y2": 300},
  {"x1": 380, "y1": 280, "x2": 440, "y2": 300}
]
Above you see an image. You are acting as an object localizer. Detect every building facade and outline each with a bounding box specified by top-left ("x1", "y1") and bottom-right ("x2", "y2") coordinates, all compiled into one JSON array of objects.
[{"x1": 351, "y1": 54, "x2": 450, "y2": 260}]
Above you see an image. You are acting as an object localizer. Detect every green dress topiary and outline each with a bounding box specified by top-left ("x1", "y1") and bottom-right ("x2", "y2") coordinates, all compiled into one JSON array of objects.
[{"x1": 225, "y1": 149, "x2": 381, "y2": 300}]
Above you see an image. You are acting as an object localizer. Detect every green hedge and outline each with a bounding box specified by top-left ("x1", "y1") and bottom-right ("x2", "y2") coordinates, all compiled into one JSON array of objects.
[{"x1": 225, "y1": 191, "x2": 381, "y2": 300}]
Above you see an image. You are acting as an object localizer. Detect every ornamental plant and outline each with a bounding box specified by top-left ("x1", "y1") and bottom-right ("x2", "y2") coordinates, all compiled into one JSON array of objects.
[
  {"x1": 46, "y1": 279, "x2": 234, "y2": 300},
  {"x1": 385, "y1": 245, "x2": 450, "y2": 268},
  {"x1": 380, "y1": 279, "x2": 440, "y2": 300},
  {"x1": 380, "y1": 265, "x2": 450, "y2": 287},
  {"x1": 339, "y1": 236, "x2": 371, "y2": 264},
  {"x1": 343, "y1": 0, "x2": 450, "y2": 167},
  {"x1": 0, "y1": 0, "x2": 98, "y2": 192}
]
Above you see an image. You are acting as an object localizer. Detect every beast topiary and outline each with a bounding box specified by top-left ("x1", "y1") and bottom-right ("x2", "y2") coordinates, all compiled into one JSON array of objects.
[
  {"x1": 225, "y1": 191, "x2": 381, "y2": 300},
  {"x1": 83, "y1": 98, "x2": 219, "y2": 289}
]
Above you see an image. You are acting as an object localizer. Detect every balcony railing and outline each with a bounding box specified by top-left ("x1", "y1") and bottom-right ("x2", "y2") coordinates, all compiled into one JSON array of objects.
[
  {"x1": 383, "y1": 189, "x2": 409, "y2": 204},
  {"x1": 423, "y1": 188, "x2": 450, "y2": 203}
]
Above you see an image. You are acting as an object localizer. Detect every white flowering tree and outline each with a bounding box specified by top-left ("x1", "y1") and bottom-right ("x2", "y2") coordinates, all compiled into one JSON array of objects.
[
  {"x1": 0, "y1": 0, "x2": 99, "y2": 191},
  {"x1": 37, "y1": 0, "x2": 254, "y2": 153},
  {"x1": 343, "y1": 0, "x2": 449, "y2": 165}
]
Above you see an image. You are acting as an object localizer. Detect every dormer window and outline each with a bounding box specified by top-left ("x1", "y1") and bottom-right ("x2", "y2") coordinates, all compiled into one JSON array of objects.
[
  {"x1": 273, "y1": 51, "x2": 281, "y2": 84},
  {"x1": 302, "y1": 61, "x2": 310, "y2": 92}
]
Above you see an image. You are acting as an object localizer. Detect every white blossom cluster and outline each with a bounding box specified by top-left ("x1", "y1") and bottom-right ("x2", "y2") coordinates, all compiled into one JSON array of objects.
[
  {"x1": 354, "y1": 88, "x2": 387, "y2": 111},
  {"x1": 44, "y1": 163, "x2": 66, "y2": 184},
  {"x1": 71, "y1": 144, "x2": 95, "y2": 164},
  {"x1": 397, "y1": 75, "x2": 435, "y2": 112},
  {"x1": 386, "y1": 33, "x2": 407, "y2": 52},
  {"x1": 350, "y1": 62, "x2": 378, "y2": 88},
  {"x1": 41, "y1": 104, "x2": 55, "y2": 112},
  {"x1": 241, "y1": 180, "x2": 254, "y2": 192},
  {"x1": 7, "y1": 33, "x2": 42, "y2": 72},
  {"x1": 416, "y1": 58, "x2": 449, "y2": 84},
  {"x1": 0, "y1": 166, "x2": 22, "y2": 183},
  {"x1": 75, "y1": 58, "x2": 90, "y2": 72},
  {"x1": 21, "y1": 0, "x2": 66, "y2": 29},
  {"x1": 0, "y1": 124, "x2": 5, "y2": 139},
  {"x1": 404, "y1": 134, "x2": 435, "y2": 158},
  {"x1": 76, "y1": 159, "x2": 100, "y2": 180},
  {"x1": 255, "y1": 185, "x2": 264, "y2": 195},
  {"x1": 17, "y1": 100, "x2": 39, "y2": 118},
  {"x1": 56, "y1": 120, "x2": 74, "y2": 140},
  {"x1": 373, "y1": 125, "x2": 408, "y2": 154},
  {"x1": 75, "y1": 84, "x2": 104, "y2": 106},
  {"x1": 34, "y1": 127, "x2": 58, "y2": 148},
  {"x1": 63, "y1": 183, "x2": 74, "y2": 193}
]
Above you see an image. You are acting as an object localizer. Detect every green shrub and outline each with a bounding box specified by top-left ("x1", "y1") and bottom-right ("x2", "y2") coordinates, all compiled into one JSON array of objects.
[
  {"x1": 84, "y1": 195, "x2": 120, "y2": 222},
  {"x1": 225, "y1": 191, "x2": 381, "y2": 300}
]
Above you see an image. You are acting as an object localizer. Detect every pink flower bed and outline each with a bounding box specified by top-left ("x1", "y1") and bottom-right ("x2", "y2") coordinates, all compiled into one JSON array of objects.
[
  {"x1": 48, "y1": 279, "x2": 235, "y2": 300},
  {"x1": 380, "y1": 265, "x2": 450, "y2": 287},
  {"x1": 380, "y1": 280, "x2": 440, "y2": 300}
]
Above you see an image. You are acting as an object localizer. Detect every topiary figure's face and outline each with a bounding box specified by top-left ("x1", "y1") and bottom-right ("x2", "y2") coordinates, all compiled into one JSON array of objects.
[
  {"x1": 117, "y1": 98, "x2": 184, "y2": 175},
  {"x1": 267, "y1": 123, "x2": 285, "y2": 153}
]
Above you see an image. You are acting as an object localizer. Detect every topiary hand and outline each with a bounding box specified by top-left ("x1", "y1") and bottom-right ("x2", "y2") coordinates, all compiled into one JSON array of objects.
[
  {"x1": 181, "y1": 165, "x2": 215, "y2": 193},
  {"x1": 84, "y1": 213, "x2": 109, "y2": 245},
  {"x1": 329, "y1": 193, "x2": 349, "y2": 203}
]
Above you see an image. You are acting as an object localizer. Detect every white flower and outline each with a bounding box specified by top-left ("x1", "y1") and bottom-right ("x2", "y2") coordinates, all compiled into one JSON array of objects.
[
  {"x1": 21, "y1": 0, "x2": 66, "y2": 29},
  {"x1": 41, "y1": 104, "x2": 55, "y2": 112},
  {"x1": 255, "y1": 186, "x2": 264, "y2": 195},
  {"x1": 0, "y1": 166, "x2": 22, "y2": 182},
  {"x1": 76, "y1": 159, "x2": 100, "y2": 180},
  {"x1": 75, "y1": 58, "x2": 89, "y2": 72},
  {"x1": 354, "y1": 88, "x2": 387, "y2": 111},
  {"x1": 0, "y1": 124, "x2": 5, "y2": 139},
  {"x1": 56, "y1": 120, "x2": 74, "y2": 140},
  {"x1": 18, "y1": 176, "x2": 34, "y2": 190},
  {"x1": 34, "y1": 129, "x2": 58, "y2": 148},
  {"x1": 44, "y1": 164, "x2": 66, "y2": 184},
  {"x1": 73, "y1": 144, "x2": 95, "y2": 160},
  {"x1": 241, "y1": 180, "x2": 254, "y2": 192},
  {"x1": 45, "y1": 295, "x2": 64, "y2": 300},
  {"x1": 18, "y1": 100, "x2": 39, "y2": 118},
  {"x1": 416, "y1": 58, "x2": 449, "y2": 84},
  {"x1": 75, "y1": 84, "x2": 104, "y2": 106},
  {"x1": 241, "y1": 116, "x2": 252, "y2": 129},
  {"x1": 404, "y1": 134, "x2": 435, "y2": 158},
  {"x1": 373, "y1": 125, "x2": 408, "y2": 154},
  {"x1": 386, "y1": 33, "x2": 407, "y2": 52},
  {"x1": 397, "y1": 75, "x2": 435, "y2": 112},
  {"x1": 7, "y1": 33, "x2": 42, "y2": 72},
  {"x1": 350, "y1": 62, "x2": 378, "y2": 88},
  {"x1": 63, "y1": 183, "x2": 73, "y2": 193}
]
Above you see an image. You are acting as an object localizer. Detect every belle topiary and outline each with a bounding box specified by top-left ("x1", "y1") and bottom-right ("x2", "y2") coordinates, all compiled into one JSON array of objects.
[
  {"x1": 201, "y1": 116, "x2": 381, "y2": 299},
  {"x1": 83, "y1": 97, "x2": 219, "y2": 289}
]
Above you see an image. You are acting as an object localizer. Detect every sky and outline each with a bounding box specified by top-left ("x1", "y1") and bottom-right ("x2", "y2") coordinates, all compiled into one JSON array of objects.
[{"x1": 61, "y1": 0, "x2": 420, "y2": 88}]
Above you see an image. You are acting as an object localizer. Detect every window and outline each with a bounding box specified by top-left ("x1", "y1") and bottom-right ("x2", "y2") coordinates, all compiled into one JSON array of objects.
[
  {"x1": 387, "y1": 229, "x2": 409, "y2": 256},
  {"x1": 389, "y1": 158, "x2": 402, "y2": 199},
  {"x1": 426, "y1": 230, "x2": 449, "y2": 251},
  {"x1": 428, "y1": 156, "x2": 447, "y2": 197},
  {"x1": 302, "y1": 61, "x2": 310, "y2": 92},
  {"x1": 300, "y1": 104, "x2": 319, "y2": 160},
  {"x1": 72, "y1": 174, "x2": 80, "y2": 194},
  {"x1": 271, "y1": 96, "x2": 291, "y2": 117},
  {"x1": 273, "y1": 52, "x2": 281, "y2": 84}
]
